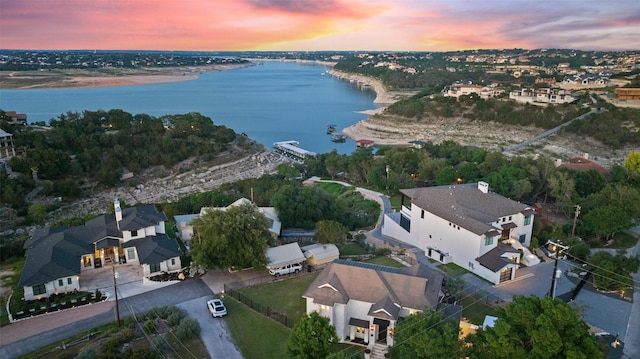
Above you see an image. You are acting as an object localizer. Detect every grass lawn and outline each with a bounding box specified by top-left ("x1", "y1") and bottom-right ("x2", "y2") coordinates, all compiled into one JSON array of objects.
[
  {"x1": 338, "y1": 243, "x2": 369, "y2": 256},
  {"x1": 365, "y1": 256, "x2": 404, "y2": 268},
  {"x1": 609, "y1": 231, "x2": 639, "y2": 249},
  {"x1": 1, "y1": 258, "x2": 25, "y2": 327},
  {"x1": 438, "y1": 263, "x2": 469, "y2": 277},
  {"x1": 315, "y1": 181, "x2": 353, "y2": 195},
  {"x1": 236, "y1": 273, "x2": 318, "y2": 323},
  {"x1": 224, "y1": 297, "x2": 290, "y2": 359},
  {"x1": 459, "y1": 294, "x2": 497, "y2": 326}
]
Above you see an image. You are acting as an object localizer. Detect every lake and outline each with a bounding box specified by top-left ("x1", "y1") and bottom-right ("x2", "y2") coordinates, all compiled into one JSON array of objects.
[{"x1": 0, "y1": 61, "x2": 378, "y2": 155}]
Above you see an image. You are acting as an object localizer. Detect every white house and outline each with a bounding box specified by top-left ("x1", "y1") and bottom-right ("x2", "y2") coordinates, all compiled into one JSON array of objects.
[
  {"x1": 200, "y1": 197, "x2": 282, "y2": 237},
  {"x1": 174, "y1": 214, "x2": 199, "y2": 245},
  {"x1": 303, "y1": 260, "x2": 443, "y2": 347},
  {"x1": 509, "y1": 87, "x2": 576, "y2": 104},
  {"x1": 381, "y1": 182, "x2": 537, "y2": 285},
  {"x1": 19, "y1": 200, "x2": 182, "y2": 300}
]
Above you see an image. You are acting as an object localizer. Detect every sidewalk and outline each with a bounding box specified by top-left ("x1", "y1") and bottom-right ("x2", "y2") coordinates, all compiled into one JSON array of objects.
[{"x1": 0, "y1": 300, "x2": 114, "y2": 346}]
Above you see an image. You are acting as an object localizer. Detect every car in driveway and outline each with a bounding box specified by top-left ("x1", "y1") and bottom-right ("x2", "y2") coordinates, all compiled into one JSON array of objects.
[{"x1": 207, "y1": 298, "x2": 227, "y2": 318}]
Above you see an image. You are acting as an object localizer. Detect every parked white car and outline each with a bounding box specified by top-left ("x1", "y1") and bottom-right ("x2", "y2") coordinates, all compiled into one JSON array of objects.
[
  {"x1": 268, "y1": 262, "x2": 303, "y2": 276},
  {"x1": 207, "y1": 298, "x2": 227, "y2": 318}
]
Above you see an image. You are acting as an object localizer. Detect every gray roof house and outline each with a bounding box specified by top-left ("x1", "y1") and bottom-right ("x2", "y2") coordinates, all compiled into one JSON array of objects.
[
  {"x1": 19, "y1": 200, "x2": 182, "y2": 300},
  {"x1": 382, "y1": 182, "x2": 537, "y2": 285},
  {"x1": 303, "y1": 259, "x2": 443, "y2": 347}
]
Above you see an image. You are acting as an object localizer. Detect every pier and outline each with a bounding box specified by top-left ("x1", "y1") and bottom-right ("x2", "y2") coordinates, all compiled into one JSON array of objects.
[{"x1": 272, "y1": 141, "x2": 317, "y2": 162}]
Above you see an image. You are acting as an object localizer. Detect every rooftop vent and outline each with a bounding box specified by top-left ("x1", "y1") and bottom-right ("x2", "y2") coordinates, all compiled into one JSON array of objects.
[{"x1": 478, "y1": 181, "x2": 489, "y2": 194}]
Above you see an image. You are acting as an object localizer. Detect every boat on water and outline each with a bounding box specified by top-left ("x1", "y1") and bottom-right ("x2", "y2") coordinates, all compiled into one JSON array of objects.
[
  {"x1": 331, "y1": 133, "x2": 347, "y2": 143},
  {"x1": 326, "y1": 124, "x2": 337, "y2": 134}
]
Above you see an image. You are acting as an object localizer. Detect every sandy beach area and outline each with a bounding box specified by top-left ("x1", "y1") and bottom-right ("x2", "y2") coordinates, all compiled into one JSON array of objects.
[{"x1": 0, "y1": 63, "x2": 252, "y2": 89}]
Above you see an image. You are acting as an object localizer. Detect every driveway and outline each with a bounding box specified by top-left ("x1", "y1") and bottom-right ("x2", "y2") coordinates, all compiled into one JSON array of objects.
[{"x1": 178, "y1": 296, "x2": 243, "y2": 359}]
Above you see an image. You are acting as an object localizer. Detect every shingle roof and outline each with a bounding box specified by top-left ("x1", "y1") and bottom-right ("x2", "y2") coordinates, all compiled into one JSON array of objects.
[
  {"x1": 19, "y1": 205, "x2": 169, "y2": 286},
  {"x1": 303, "y1": 259, "x2": 443, "y2": 316},
  {"x1": 122, "y1": 234, "x2": 181, "y2": 264},
  {"x1": 476, "y1": 243, "x2": 520, "y2": 272},
  {"x1": 117, "y1": 205, "x2": 167, "y2": 231},
  {"x1": 401, "y1": 183, "x2": 531, "y2": 235}
]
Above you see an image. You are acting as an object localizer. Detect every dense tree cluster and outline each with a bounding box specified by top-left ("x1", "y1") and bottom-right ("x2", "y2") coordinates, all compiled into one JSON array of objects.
[{"x1": 0, "y1": 109, "x2": 242, "y2": 213}]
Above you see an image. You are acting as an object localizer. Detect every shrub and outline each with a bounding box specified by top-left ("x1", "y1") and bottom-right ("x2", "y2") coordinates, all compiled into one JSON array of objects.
[
  {"x1": 174, "y1": 317, "x2": 201, "y2": 340},
  {"x1": 151, "y1": 335, "x2": 171, "y2": 355},
  {"x1": 167, "y1": 310, "x2": 186, "y2": 327},
  {"x1": 143, "y1": 320, "x2": 156, "y2": 334},
  {"x1": 74, "y1": 348, "x2": 96, "y2": 359}
]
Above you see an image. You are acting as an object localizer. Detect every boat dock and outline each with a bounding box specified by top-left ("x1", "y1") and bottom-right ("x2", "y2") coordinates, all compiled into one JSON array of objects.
[{"x1": 273, "y1": 141, "x2": 317, "y2": 162}]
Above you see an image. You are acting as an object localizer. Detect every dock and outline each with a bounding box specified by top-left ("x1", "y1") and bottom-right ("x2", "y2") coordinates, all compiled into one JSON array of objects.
[{"x1": 273, "y1": 141, "x2": 317, "y2": 162}]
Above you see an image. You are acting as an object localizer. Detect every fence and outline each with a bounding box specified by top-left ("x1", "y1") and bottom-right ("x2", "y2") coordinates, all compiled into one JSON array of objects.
[{"x1": 224, "y1": 285, "x2": 294, "y2": 328}]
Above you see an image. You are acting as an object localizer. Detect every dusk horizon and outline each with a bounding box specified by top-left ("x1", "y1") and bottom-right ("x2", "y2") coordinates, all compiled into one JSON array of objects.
[{"x1": 1, "y1": 0, "x2": 638, "y2": 52}]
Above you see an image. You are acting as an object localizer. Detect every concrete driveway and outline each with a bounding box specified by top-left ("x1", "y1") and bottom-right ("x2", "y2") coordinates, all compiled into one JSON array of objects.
[{"x1": 178, "y1": 296, "x2": 243, "y2": 359}]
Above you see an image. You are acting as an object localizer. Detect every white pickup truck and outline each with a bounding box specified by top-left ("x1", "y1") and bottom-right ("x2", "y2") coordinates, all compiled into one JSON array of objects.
[{"x1": 268, "y1": 262, "x2": 303, "y2": 276}]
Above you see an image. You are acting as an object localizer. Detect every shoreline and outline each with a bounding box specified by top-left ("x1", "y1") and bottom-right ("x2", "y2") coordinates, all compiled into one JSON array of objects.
[{"x1": 0, "y1": 63, "x2": 253, "y2": 90}]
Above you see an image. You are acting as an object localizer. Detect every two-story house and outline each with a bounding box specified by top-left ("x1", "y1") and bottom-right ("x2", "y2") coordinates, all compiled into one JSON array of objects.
[
  {"x1": 303, "y1": 259, "x2": 443, "y2": 347},
  {"x1": 382, "y1": 182, "x2": 537, "y2": 285},
  {"x1": 18, "y1": 199, "x2": 182, "y2": 300}
]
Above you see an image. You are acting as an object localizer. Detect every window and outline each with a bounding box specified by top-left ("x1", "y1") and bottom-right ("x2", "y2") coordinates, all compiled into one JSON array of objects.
[
  {"x1": 524, "y1": 215, "x2": 532, "y2": 226},
  {"x1": 67, "y1": 277, "x2": 72, "y2": 285},
  {"x1": 131, "y1": 230, "x2": 138, "y2": 237},
  {"x1": 127, "y1": 248, "x2": 135, "y2": 260},
  {"x1": 502, "y1": 218, "x2": 506, "y2": 222},
  {"x1": 485, "y1": 236, "x2": 494, "y2": 246},
  {"x1": 400, "y1": 214, "x2": 411, "y2": 232},
  {"x1": 508, "y1": 216, "x2": 512, "y2": 221},
  {"x1": 519, "y1": 234, "x2": 526, "y2": 243},
  {"x1": 421, "y1": 210, "x2": 424, "y2": 219},
  {"x1": 33, "y1": 284, "x2": 46, "y2": 295},
  {"x1": 468, "y1": 262, "x2": 474, "y2": 270},
  {"x1": 58, "y1": 279, "x2": 63, "y2": 286},
  {"x1": 171, "y1": 258, "x2": 176, "y2": 266},
  {"x1": 150, "y1": 262, "x2": 161, "y2": 273}
]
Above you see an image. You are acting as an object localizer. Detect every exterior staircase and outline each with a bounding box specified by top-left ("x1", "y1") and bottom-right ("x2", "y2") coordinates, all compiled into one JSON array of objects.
[{"x1": 369, "y1": 343, "x2": 388, "y2": 359}]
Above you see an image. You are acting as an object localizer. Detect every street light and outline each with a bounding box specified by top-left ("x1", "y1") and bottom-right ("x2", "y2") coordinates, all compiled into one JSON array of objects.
[
  {"x1": 112, "y1": 262, "x2": 120, "y2": 327},
  {"x1": 547, "y1": 240, "x2": 569, "y2": 299}
]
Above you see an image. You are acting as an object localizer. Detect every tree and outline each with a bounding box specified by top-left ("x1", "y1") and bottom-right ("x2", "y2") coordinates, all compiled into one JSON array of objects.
[
  {"x1": 581, "y1": 205, "x2": 631, "y2": 241},
  {"x1": 287, "y1": 311, "x2": 339, "y2": 359},
  {"x1": 388, "y1": 309, "x2": 462, "y2": 359},
  {"x1": 190, "y1": 203, "x2": 273, "y2": 270},
  {"x1": 465, "y1": 295, "x2": 602, "y2": 359},
  {"x1": 314, "y1": 220, "x2": 348, "y2": 245},
  {"x1": 624, "y1": 151, "x2": 640, "y2": 174}
]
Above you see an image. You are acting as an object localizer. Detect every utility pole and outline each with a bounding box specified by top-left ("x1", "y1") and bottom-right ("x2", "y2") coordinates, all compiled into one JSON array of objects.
[
  {"x1": 112, "y1": 262, "x2": 120, "y2": 327},
  {"x1": 547, "y1": 240, "x2": 569, "y2": 299},
  {"x1": 569, "y1": 205, "x2": 581, "y2": 242}
]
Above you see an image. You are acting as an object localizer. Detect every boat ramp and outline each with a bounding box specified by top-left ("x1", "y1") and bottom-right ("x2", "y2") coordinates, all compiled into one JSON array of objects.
[{"x1": 273, "y1": 141, "x2": 317, "y2": 162}]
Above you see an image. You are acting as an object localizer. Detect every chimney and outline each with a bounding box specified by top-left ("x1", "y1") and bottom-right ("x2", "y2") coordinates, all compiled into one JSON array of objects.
[
  {"x1": 478, "y1": 181, "x2": 489, "y2": 194},
  {"x1": 114, "y1": 199, "x2": 122, "y2": 223}
]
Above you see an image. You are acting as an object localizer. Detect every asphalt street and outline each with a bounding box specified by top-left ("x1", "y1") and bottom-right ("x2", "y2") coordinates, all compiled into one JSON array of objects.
[{"x1": 0, "y1": 278, "x2": 213, "y2": 359}]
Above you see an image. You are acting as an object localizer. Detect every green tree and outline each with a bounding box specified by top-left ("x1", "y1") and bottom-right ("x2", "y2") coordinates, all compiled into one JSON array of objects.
[
  {"x1": 465, "y1": 295, "x2": 602, "y2": 359},
  {"x1": 286, "y1": 311, "x2": 339, "y2": 359},
  {"x1": 590, "y1": 251, "x2": 639, "y2": 292},
  {"x1": 27, "y1": 203, "x2": 47, "y2": 224},
  {"x1": 314, "y1": 220, "x2": 348, "y2": 245},
  {"x1": 388, "y1": 309, "x2": 462, "y2": 359},
  {"x1": 190, "y1": 203, "x2": 273, "y2": 270},
  {"x1": 581, "y1": 205, "x2": 631, "y2": 241}
]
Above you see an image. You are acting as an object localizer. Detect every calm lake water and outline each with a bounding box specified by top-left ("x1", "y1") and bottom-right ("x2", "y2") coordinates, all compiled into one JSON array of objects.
[{"x1": 0, "y1": 62, "x2": 377, "y2": 155}]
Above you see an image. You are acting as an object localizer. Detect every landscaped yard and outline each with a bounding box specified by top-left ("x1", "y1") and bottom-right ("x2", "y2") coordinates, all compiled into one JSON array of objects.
[
  {"x1": 236, "y1": 273, "x2": 318, "y2": 323},
  {"x1": 338, "y1": 242, "x2": 369, "y2": 256},
  {"x1": 365, "y1": 256, "x2": 404, "y2": 268},
  {"x1": 223, "y1": 297, "x2": 290, "y2": 359},
  {"x1": 438, "y1": 262, "x2": 469, "y2": 277}
]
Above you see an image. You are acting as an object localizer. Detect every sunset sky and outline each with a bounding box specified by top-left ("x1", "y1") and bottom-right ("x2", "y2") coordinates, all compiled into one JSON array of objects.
[{"x1": 1, "y1": 0, "x2": 639, "y2": 52}]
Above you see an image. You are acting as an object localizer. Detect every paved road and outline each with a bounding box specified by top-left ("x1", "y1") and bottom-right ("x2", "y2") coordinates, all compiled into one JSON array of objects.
[
  {"x1": 0, "y1": 278, "x2": 212, "y2": 359},
  {"x1": 502, "y1": 108, "x2": 599, "y2": 152}
]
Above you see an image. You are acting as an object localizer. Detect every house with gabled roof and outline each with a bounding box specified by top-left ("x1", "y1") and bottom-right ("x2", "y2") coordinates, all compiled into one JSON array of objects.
[
  {"x1": 382, "y1": 182, "x2": 537, "y2": 285},
  {"x1": 18, "y1": 199, "x2": 182, "y2": 300},
  {"x1": 303, "y1": 259, "x2": 443, "y2": 347}
]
